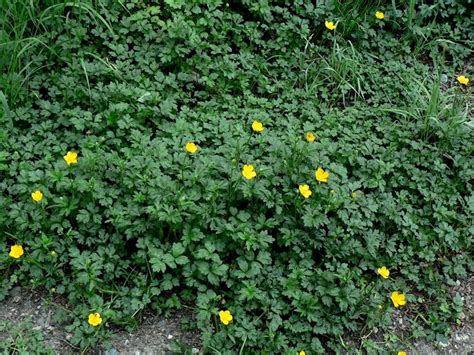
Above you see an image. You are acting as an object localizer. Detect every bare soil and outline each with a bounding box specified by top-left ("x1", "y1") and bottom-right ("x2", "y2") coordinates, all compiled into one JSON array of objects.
[
  {"x1": 409, "y1": 276, "x2": 474, "y2": 354},
  {"x1": 0, "y1": 277, "x2": 472, "y2": 354},
  {"x1": 0, "y1": 287, "x2": 200, "y2": 354}
]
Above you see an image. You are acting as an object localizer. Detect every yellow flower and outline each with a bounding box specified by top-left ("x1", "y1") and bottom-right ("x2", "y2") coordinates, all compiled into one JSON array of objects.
[
  {"x1": 252, "y1": 120, "x2": 264, "y2": 133},
  {"x1": 242, "y1": 164, "x2": 256, "y2": 180},
  {"x1": 457, "y1": 75, "x2": 469, "y2": 86},
  {"x1": 88, "y1": 312, "x2": 102, "y2": 326},
  {"x1": 325, "y1": 21, "x2": 336, "y2": 31},
  {"x1": 50, "y1": 251, "x2": 57, "y2": 257},
  {"x1": 315, "y1": 167, "x2": 329, "y2": 183},
  {"x1": 299, "y1": 352, "x2": 306, "y2": 355},
  {"x1": 397, "y1": 352, "x2": 407, "y2": 355},
  {"x1": 375, "y1": 11, "x2": 385, "y2": 20},
  {"x1": 185, "y1": 142, "x2": 198, "y2": 154},
  {"x1": 390, "y1": 291, "x2": 407, "y2": 308},
  {"x1": 64, "y1": 151, "x2": 78, "y2": 165},
  {"x1": 377, "y1": 266, "x2": 390, "y2": 279},
  {"x1": 306, "y1": 132, "x2": 316, "y2": 142},
  {"x1": 31, "y1": 190, "x2": 43, "y2": 202},
  {"x1": 351, "y1": 191, "x2": 358, "y2": 199},
  {"x1": 299, "y1": 184, "x2": 312, "y2": 199},
  {"x1": 219, "y1": 309, "x2": 233, "y2": 325},
  {"x1": 9, "y1": 245, "x2": 24, "y2": 259}
]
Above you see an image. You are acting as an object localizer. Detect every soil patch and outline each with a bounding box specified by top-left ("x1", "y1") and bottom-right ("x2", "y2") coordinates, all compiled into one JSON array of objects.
[
  {"x1": 0, "y1": 287, "x2": 200, "y2": 354},
  {"x1": 0, "y1": 277, "x2": 472, "y2": 354}
]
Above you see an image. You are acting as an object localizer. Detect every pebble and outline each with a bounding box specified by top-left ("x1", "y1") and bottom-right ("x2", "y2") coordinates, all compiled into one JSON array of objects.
[
  {"x1": 104, "y1": 348, "x2": 118, "y2": 355},
  {"x1": 192, "y1": 348, "x2": 200, "y2": 354},
  {"x1": 167, "y1": 334, "x2": 173, "y2": 339},
  {"x1": 454, "y1": 334, "x2": 469, "y2": 342}
]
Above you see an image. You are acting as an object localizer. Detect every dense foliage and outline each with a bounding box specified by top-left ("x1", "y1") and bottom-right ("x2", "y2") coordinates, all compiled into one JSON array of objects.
[{"x1": 1, "y1": 0, "x2": 473, "y2": 353}]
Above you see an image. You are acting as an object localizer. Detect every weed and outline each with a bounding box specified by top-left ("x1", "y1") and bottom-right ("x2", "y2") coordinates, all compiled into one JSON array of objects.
[{"x1": 0, "y1": 1, "x2": 472, "y2": 353}]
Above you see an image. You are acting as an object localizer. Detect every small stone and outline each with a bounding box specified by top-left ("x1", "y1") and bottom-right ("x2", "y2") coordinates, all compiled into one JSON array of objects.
[
  {"x1": 124, "y1": 339, "x2": 129, "y2": 346},
  {"x1": 167, "y1": 334, "x2": 174, "y2": 339},
  {"x1": 192, "y1": 348, "x2": 200, "y2": 354},
  {"x1": 104, "y1": 348, "x2": 118, "y2": 355},
  {"x1": 134, "y1": 351, "x2": 140, "y2": 355},
  {"x1": 438, "y1": 341, "x2": 449, "y2": 348},
  {"x1": 454, "y1": 334, "x2": 469, "y2": 342}
]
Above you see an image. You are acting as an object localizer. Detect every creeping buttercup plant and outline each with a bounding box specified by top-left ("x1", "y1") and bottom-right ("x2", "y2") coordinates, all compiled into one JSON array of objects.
[{"x1": 1, "y1": 0, "x2": 473, "y2": 353}]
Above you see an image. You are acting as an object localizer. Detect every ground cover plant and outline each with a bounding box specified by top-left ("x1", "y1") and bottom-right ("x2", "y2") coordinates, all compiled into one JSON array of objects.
[
  {"x1": 0, "y1": 317, "x2": 54, "y2": 354},
  {"x1": 1, "y1": 0, "x2": 473, "y2": 353}
]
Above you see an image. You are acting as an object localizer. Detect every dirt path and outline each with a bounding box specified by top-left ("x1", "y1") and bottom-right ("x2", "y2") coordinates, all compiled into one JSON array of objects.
[
  {"x1": 0, "y1": 278, "x2": 472, "y2": 354},
  {"x1": 0, "y1": 287, "x2": 200, "y2": 354}
]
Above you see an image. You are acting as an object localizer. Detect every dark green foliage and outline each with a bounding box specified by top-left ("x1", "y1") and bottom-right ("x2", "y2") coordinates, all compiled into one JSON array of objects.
[{"x1": 1, "y1": 0, "x2": 473, "y2": 352}]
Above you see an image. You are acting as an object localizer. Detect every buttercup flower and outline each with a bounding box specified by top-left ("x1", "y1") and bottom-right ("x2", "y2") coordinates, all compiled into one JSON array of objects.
[
  {"x1": 299, "y1": 351, "x2": 306, "y2": 355},
  {"x1": 325, "y1": 21, "x2": 336, "y2": 31},
  {"x1": 219, "y1": 310, "x2": 233, "y2": 325},
  {"x1": 9, "y1": 245, "x2": 24, "y2": 259},
  {"x1": 299, "y1": 184, "x2": 312, "y2": 199},
  {"x1": 252, "y1": 120, "x2": 264, "y2": 133},
  {"x1": 315, "y1": 167, "x2": 329, "y2": 183},
  {"x1": 31, "y1": 190, "x2": 43, "y2": 202},
  {"x1": 88, "y1": 312, "x2": 102, "y2": 326},
  {"x1": 398, "y1": 352, "x2": 407, "y2": 355},
  {"x1": 64, "y1": 151, "x2": 78, "y2": 165},
  {"x1": 391, "y1": 291, "x2": 407, "y2": 308},
  {"x1": 185, "y1": 142, "x2": 198, "y2": 154},
  {"x1": 242, "y1": 164, "x2": 256, "y2": 180},
  {"x1": 457, "y1": 75, "x2": 469, "y2": 86},
  {"x1": 306, "y1": 132, "x2": 316, "y2": 142},
  {"x1": 377, "y1": 266, "x2": 390, "y2": 279},
  {"x1": 375, "y1": 11, "x2": 385, "y2": 19}
]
